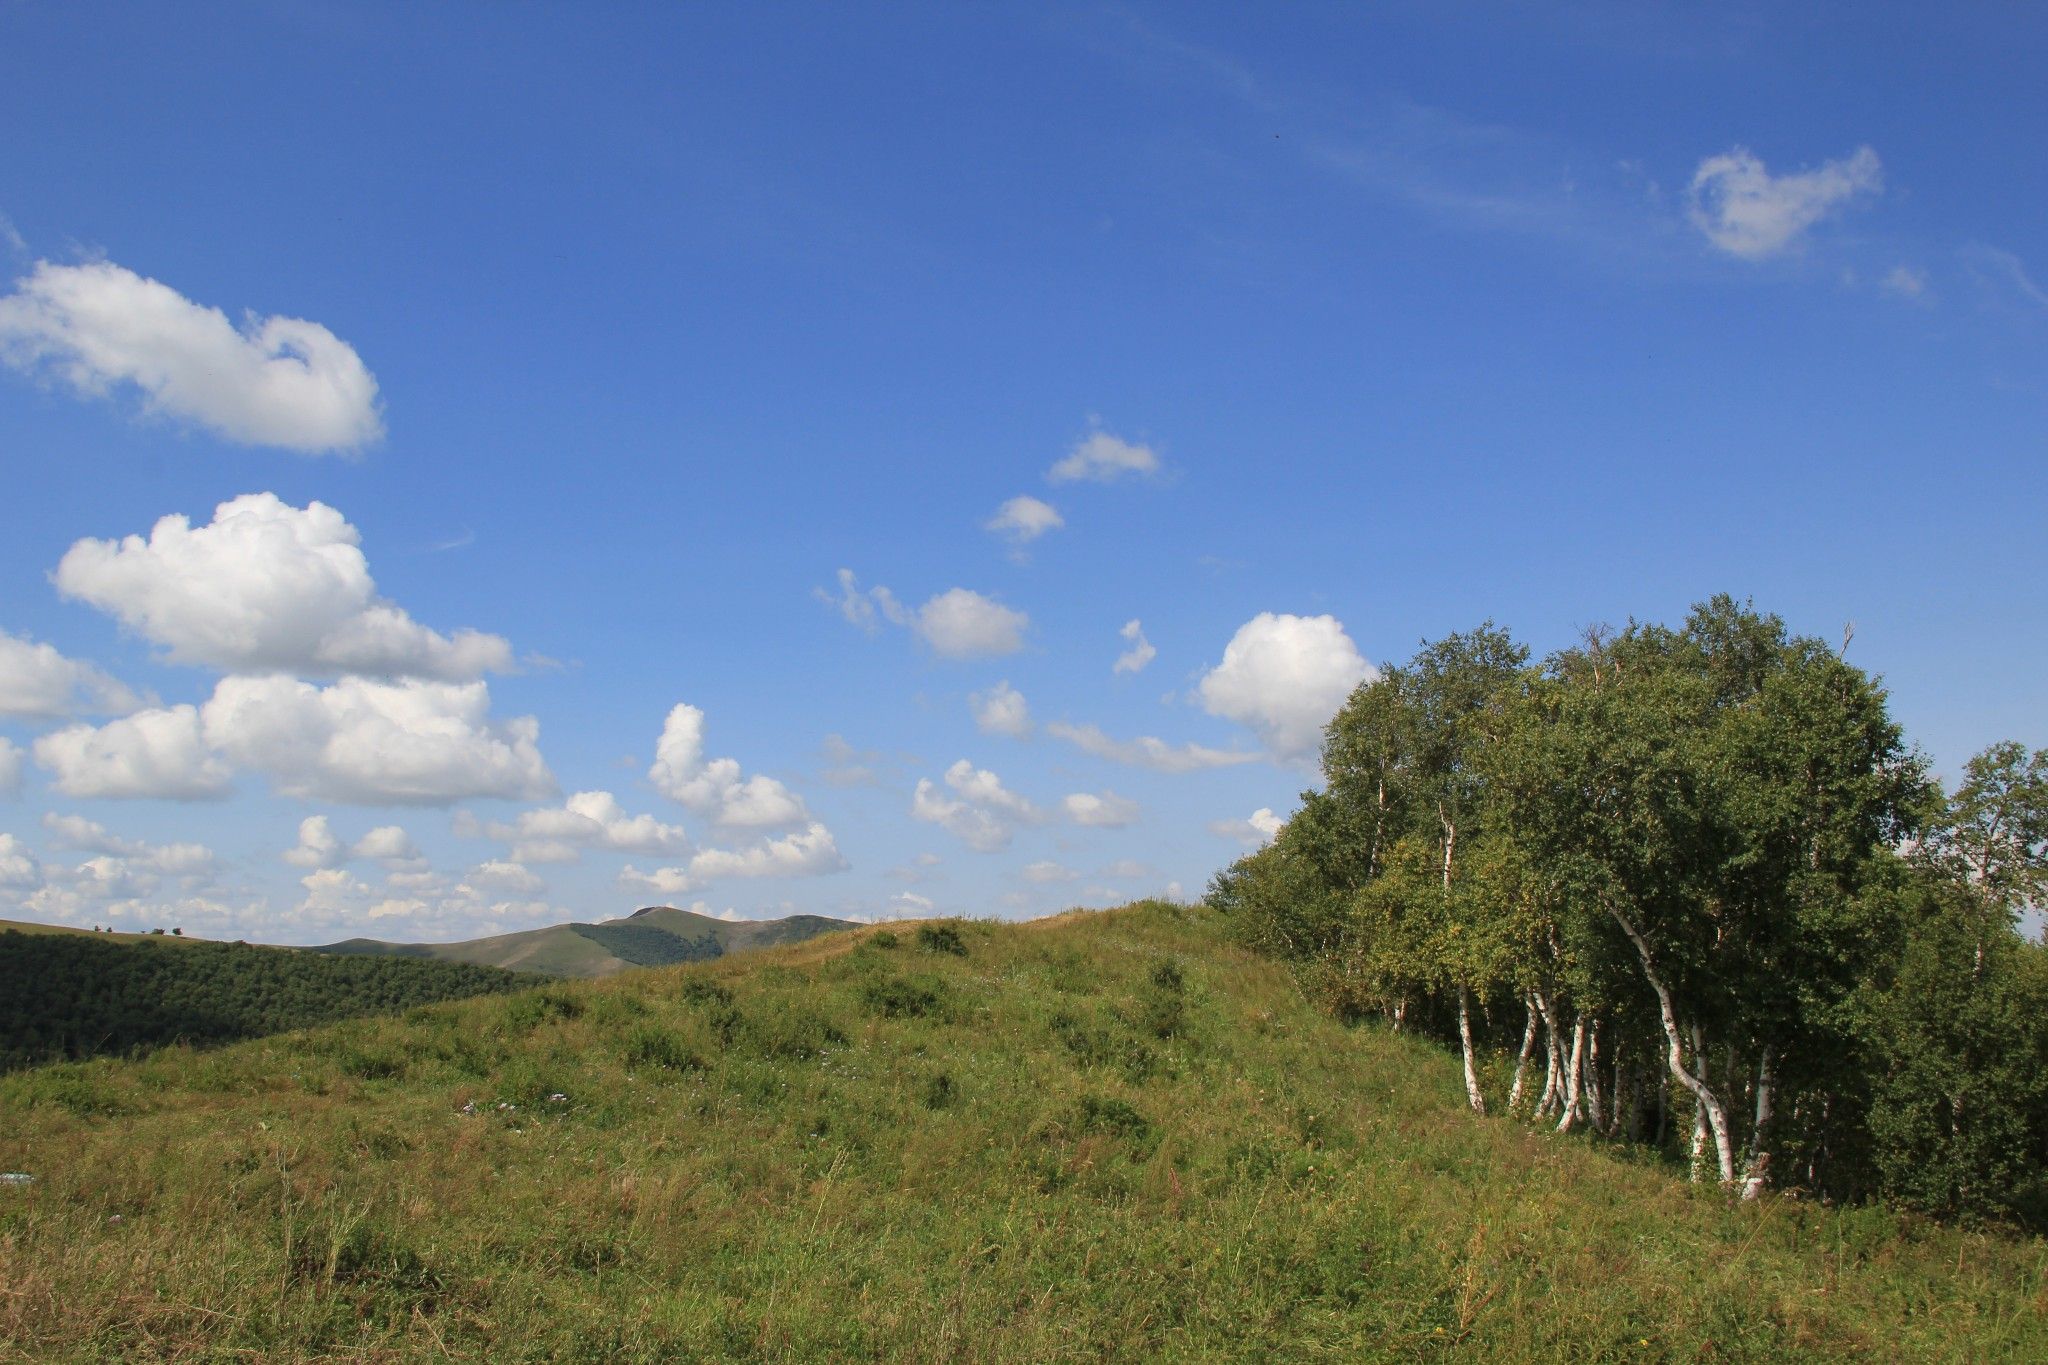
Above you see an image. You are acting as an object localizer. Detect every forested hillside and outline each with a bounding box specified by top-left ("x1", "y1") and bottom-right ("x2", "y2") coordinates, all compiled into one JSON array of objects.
[
  {"x1": 1211, "y1": 595, "x2": 2048, "y2": 1224},
  {"x1": 0, "y1": 932, "x2": 535, "y2": 1072}
]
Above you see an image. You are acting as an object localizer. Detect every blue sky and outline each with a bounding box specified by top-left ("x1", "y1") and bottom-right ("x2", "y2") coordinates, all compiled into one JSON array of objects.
[{"x1": 0, "y1": 3, "x2": 2042, "y2": 942}]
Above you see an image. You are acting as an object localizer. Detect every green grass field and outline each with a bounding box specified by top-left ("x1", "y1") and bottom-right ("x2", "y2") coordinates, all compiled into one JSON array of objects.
[{"x1": 2, "y1": 901, "x2": 2043, "y2": 1361}]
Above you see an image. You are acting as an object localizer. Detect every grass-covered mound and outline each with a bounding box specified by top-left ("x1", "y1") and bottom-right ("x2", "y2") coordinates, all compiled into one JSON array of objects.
[
  {"x1": 0, "y1": 930, "x2": 535, "y2": 1073},
  {"x1": 1, "y1": 901, "x2": 2042, "y2": 1361}
]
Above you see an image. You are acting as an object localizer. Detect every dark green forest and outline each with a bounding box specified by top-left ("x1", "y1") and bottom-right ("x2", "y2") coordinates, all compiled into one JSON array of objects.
[
  {"x1": 0, "y1": 932, "x2": 535, "y2": 1072},
  {"x1": 1210, "y1": 595, "x2": 2048, "y2": 1225}
]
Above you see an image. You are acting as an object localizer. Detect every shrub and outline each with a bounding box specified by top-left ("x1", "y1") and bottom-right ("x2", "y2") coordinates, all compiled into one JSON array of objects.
[
  {"x1": 916, "y1": 924, "x2": 968, "y2": 957},
  {"x1": 863, "y1": 975, "x2": 945, "y2": 1019}
]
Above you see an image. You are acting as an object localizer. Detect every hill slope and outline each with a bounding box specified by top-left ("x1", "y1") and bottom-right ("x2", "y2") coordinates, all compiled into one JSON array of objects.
[
  {"x1": 312, "y1": 904, "x2": 856, "y2": 977},
  {"x1": 2, "y1": 902, "x2": 2043, "y2": 1361}
]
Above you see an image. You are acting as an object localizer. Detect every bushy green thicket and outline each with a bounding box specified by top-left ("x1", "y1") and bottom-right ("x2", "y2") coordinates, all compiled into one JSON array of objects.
[
  {"x1": 0, "y1": 932, "x2": 535, "y2": 1071},
  {"x1": 1211, "y1": 596, "x2": 2048, "y2": 1223}
]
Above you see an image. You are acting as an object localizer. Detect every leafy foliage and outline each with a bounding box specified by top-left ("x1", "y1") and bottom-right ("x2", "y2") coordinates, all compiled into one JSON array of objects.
[
  {"x1": 0, "y1": 931, "x2": 533, "y2": 1072},
  {"x1": 1212, "y1": 595, "x2": 2048, "y2": 1222}
]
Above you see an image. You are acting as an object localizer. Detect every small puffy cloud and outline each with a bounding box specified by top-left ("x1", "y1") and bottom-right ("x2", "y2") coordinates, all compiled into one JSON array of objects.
[
  {"x1": 616, "y1": 864, "x2": 697, "y2": 898},
  {"x1": 298, "y1": 866, "x2": 374, "y2": 916},
  {"x1": 1880, "y1": 265, "x2": 1929, "y2": 300},
  {"x1": 467, "y1": 859, "x2": 544, "y2": 894},
  {"x1": 0, "y1": 832, "x2": 40, "y2": 888},
  {"x1": 1210, "y1": 807, "x2": 1285, "y2": 845},
  {"x1": 824, "y1": 573, "x2": 1028, "y2": 659},
  {"x1": 40, "y1": 813, "x2": 214, "y2": 876},
  {"x1": 0, "y1": 258, "x2": 382, "y2": 451},
  {"x1": 971, "y1": 680, "x2": 1032, "y2": 738},
  {"x1": 0, "y1": 737, "x2": 20, "y2": 797},
  {"x1": 1049, "y1": 427, "x2": 1161, "y2": 483},
  {"x1": 0, "y1": 629, "x2": 146, "y2": 719},
  {"x1": 202, "y1": 674, "x2": 551, "y2": 805},
  {"x1": 55, "y1": 493, "x2": 512, "y2": 680},
  {"x1": 1021, "y1": 859, "x2": 1077, "y2": 884},
  {"x1": 649, "y1": 703, "x2": 808, "y2": 828},
  {"x1": 283, "y1": 814, "x2": 343, "y2": 868},
  {"x1": 916, "y1": 589, "x2": 1028, "y2": 659},
  {"x1": 1061, "y1": 790, "x2": 1141, "y2": 828},
  {"x1": 1045, "y1": 720, "x2": 1258, "y2": 774},
  {"x1": 1687, "y1": 145, "x2": 1882, "y2": 260},
  {"x1": 618, "y1": 821, "x2": 846, "y2": 896},
  {"x1": 351, "y1": 824, "x2": 418, "y2": 864},
  {"x1": 1113, "y1": 619, "x2": 1156, "y2": 676},
  {"x1": 1197, "y1": 613, "x2": 1373, "y2": 762},
  {"x1": 817, "y1": 568, "x2": 909, "y2": 634},
  {"x1": 34, "y1": 703, "x2": 232, "y2": 799},
  {"x1": 487, "y1": 790, "x2": 691, "y2": 863},
  {"x1": 1100, "y1": 858, "x2": 1152, "y2": 879},
  {"x1": 688, "y1": 822, "x2": 845, "y2": 882},
  {"x1": 985, "y1": 495, "x2": 1064, "y2": 546},
  {"x1": 888, "y1": 891, "x2": 937, "y2": 918},
  {"x1": 912, "y1": 759, "x2": 1039, "y2": 853}
]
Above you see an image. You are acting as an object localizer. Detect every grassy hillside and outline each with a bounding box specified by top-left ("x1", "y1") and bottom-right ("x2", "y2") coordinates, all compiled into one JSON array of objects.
[
  {"x1": 0, "y1": 931, "x2": 535, "y2": 1073},
  {"x1": 1, "y1": 901, "x2": 2043, "y2": 1361},
  {"x1": 313, "y1": 905, "x2": 857, "y2": 978}
]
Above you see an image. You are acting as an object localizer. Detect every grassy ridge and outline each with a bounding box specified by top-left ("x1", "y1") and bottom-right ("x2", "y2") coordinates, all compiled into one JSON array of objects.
[{"x1": 1, "y1": 901, "x2": 2043, "y2": 1361}]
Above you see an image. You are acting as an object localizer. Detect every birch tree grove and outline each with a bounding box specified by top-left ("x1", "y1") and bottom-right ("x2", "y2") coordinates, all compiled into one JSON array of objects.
[{"x1": 1209, "y1": 596, "x2": 2048, "y2": 1221}]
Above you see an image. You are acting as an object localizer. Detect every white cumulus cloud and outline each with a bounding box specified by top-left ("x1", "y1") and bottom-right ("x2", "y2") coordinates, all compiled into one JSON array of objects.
[
  {"x1": 823, "y1": 572, "x2": 1028, "y2": 659},
  {"x1": 1210, "y1": 807, "x2": 1285, "y2": 845},
  {"x1": 283, "y1": 814, "x2": 344, "y2": 869},
  {"x1": 1196, "y1": 613, "x2": 1372, "y2": 762},
  {"x1": 915, "y1": 588, "x2": 1029, "y2": 659},
  {"x1": 1687, "y1": 145, "x2": 1882, "y2": 260},
  {"x1": 1113, "y1": 619, "x2": 1156, "y2": 675},
  {"x1": 971, "y1": 680, "x2": 1032, "y2": 738},
  {"x1": 0, "y1": 833, "x2": 41, "y2": 889},
  {"x1": 649, "y1": 703, "x2": 808, "y2": 828},
  {"x1": 34, "y1": 703, "x2": 232, "y2": 800},
  {"x1": 0, "y1": 629, "x2": 146, "y2": 719},
  {"x1": 486, "y1": 790, "x2": 692, "y2": 863},
  {"x1": 619, "y1": 821, "x2": 845, "y2": 896},
  {"x1": 1061, "y1": 790, "x2": 1141, "y2": 828},
  {"x1": 0, "y1": 737, "x2": 20, "y2": 797},
  {"x1": 985, "y1": 495, "x2": 1064, "y2": 546},
  {"x1": 0, "y1": 259, "x2": 382, "y2": 451},
  {"x1": 911, "y1": 759, "x2": 1040, "y2": 853},
  {"x1": 55, "y1": 493, "x2": 512, "y2": 680},
  {"x1": 467, "y1": 859, "x2": 544, "y2": 894},
  {"x1": 351, "y1": 824, "x2": 419, "y2": 864},
  {"x1": 201, "y1": 674, "x2": 552, "y2": 805},
  {"x1": 1048, "y1": 427, "x2": 1161, "y2": 483},
  {"x1": 39, "y1": 812, "x2": 216, "y2": 877},
  {"x1": 1045, "y1": 721, "x2": 1258, "y2": 774}
]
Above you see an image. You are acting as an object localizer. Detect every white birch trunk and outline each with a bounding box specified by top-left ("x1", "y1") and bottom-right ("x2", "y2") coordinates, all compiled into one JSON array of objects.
[
  {"x1": 1740, "y1": 1046, "x2": 1777, "y2": 1200},
  {"x1": 1457, "y1": 984, "x2": 1487, "y2": 1115},
  {"x1": 1507, "y1": 996, "x2": 1540, "y2": 1113},
  {"x1": 1555, "y1": 1014, "x2": 1586, "y2": 1133},
  {"x1": 1604, "y1": 902, "x2": 1736, "y2": 1185},
  {"x1": 1584, "y1": 1018, "x2": 1606, "y2": 1133}
]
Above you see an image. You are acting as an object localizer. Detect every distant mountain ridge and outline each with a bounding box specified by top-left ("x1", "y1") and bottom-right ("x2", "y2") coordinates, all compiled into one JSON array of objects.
[{"x1": 312, "y1": 905, "x2": 857, "y2": 978}]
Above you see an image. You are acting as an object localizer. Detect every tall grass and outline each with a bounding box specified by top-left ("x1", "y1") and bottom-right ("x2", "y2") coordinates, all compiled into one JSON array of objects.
[{"x1": 1, "y1": 900, "x2": 2042, "y2": 1361}]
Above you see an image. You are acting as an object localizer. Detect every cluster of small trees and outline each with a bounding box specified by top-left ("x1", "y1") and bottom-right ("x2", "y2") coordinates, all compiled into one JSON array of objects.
[
  {"x1": 0, "y1": 932, "x2": 533, "y2": 1072},
  {"x1": 1209, "y1": 596, "x2": 2048, "y2": 1221}
]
